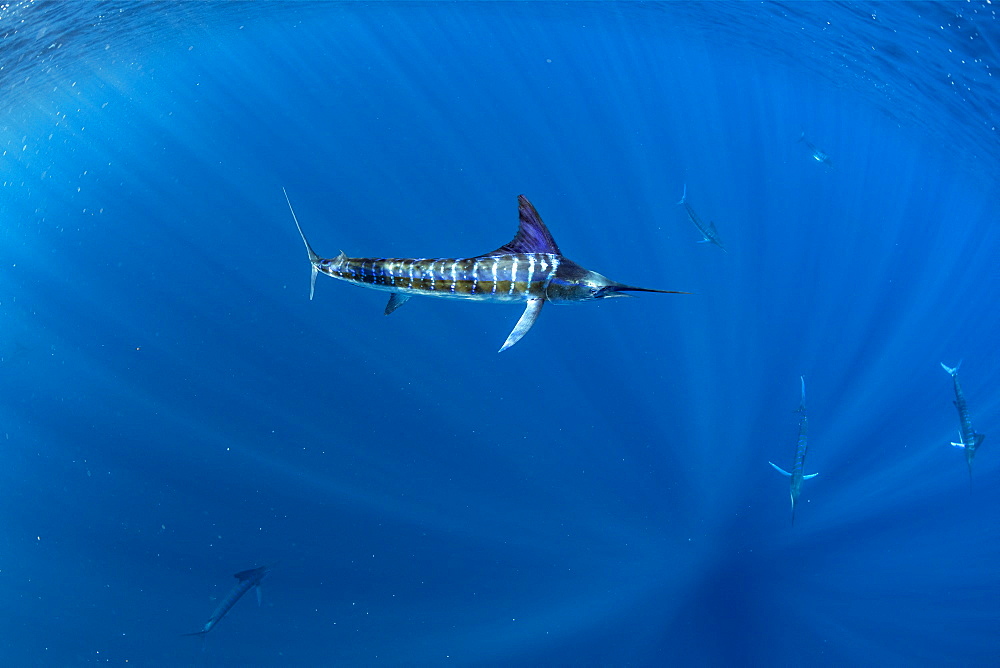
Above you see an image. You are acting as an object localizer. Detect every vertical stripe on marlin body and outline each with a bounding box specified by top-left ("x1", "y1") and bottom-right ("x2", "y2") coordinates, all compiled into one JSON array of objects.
[{"x1": 283, "y1": 190, "x2": 688, "y2": 351}]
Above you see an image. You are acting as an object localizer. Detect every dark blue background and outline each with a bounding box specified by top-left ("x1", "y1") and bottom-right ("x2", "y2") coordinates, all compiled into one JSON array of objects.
[{"x1": 0, "y1": 2, "x2": 997, "y2": 665}]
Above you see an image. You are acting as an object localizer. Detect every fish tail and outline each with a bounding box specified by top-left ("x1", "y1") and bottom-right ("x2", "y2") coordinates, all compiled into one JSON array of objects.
[
  {"x1": 283, "y1": 187, "x2": 320, "y2": 300},
  {"x1": 940, "y1": 361, "x2": 960, "y2": 376}
]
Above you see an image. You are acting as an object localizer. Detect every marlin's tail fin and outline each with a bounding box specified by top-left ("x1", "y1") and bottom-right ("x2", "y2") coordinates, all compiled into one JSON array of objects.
[
  {"x1": 677, "y1": 184, "x2": 687, "y2": 205},
  {"x1": 283, "y1": 187, "x2": 320, "y2": 300},
  {"x1": 940, "y1": 361, "x2": 961, "y2": 376}
]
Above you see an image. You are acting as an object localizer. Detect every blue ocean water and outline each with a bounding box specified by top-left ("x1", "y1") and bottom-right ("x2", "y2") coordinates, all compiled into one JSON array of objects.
[{"x1": 1, "y1": 1, "x2": 998, "y2": 665}]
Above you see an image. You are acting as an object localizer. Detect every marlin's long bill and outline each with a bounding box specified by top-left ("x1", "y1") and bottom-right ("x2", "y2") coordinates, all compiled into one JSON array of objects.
[
  {"x1": 184, "y1": 564, "x2": 272, "y2": 637},
  {"x1": 283, "y1": 190, "x2": 688, "y2": 351}
]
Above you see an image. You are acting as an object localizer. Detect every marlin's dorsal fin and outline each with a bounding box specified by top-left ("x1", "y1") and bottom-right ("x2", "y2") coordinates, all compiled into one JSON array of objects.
[
  {"x1": 234, "y1": 565, "x2": 269, "y2": 582},
  {"x1": 489, "y1": 195, "x2": 561, "y2": 256}
]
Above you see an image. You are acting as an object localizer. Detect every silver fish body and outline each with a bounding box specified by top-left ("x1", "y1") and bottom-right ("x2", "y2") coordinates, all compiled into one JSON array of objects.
[{"x1": 285, "y1": 191, "x2": 686, "y2": 350}]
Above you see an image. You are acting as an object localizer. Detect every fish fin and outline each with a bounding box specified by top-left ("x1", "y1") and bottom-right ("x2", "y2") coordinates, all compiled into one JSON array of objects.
[
  {"x1": 283, "y1": 188, "x2": 321, "y2": 300},
  {"x1": 234, "y1": 566, "x2": 267, "y2": 582},
  {"x1": 769, "y1": 462, "x2": 792, "y2": 477},
  {"x1": 975, "y1": 433, "x2": 985, "y2": 447},
  {"x1": 384, "y1": 293, "x2": 412, "y2": 315},
  {"x1": 940, "y1": 361, "x2": 960, "y2": 375},
  {"x1": 677, "y1": 184, "x2": 687, "y2": 205},
  {"x1": 256, "y1": 585, "x2": 263, "y2": 607},
  {"x1": 499, "y1": 298, "x2": 544, "y2": 352},
  {"x1": 490, "y1": 196, "x2": 561, "y2": 255},
  {"x1": 803, "y1": 472, "x2": 819, "y2": 480},
  {"x1": 182, "y1": 630, "x2": 209, "y2": 637},
  {"x1": 696, "y1": 239, "x2": 710, "y2": 243},
  {"x1": 951, "y1": 442, "x2": 966, "y2": 448}
]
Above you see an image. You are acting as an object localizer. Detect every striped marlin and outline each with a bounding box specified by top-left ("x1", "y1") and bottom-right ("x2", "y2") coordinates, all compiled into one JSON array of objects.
[
  {"x1": 284, "y1": 190, "x2": 687, "y2": 352},
  {"x1": 797, "y1": 132, "x2": 832, "y2": 166},
  {"x1": 677, "y1": 185, "x2": 726, "y2": 252},
  {"x1": 769, "y1": 376, "x2": 818, "y2": 524},
  {"x1": 184, "y1": 564, "x2": 271, "y2": 636},
  {"x1": 941, "y1": 362, "x2": 985, "y2": 486}
]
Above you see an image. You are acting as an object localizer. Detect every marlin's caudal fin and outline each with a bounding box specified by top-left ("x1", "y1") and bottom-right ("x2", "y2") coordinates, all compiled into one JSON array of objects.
[
  {"x1": 941, "y1": 361, "x2": 961, "y2": 376},
  {"x1": 283, "y1": 188, "x2": 320, "y2": 300}
]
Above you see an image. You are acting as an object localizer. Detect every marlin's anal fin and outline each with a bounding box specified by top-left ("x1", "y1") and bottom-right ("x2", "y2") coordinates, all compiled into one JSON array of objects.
[
  {"x1": 499, "y1": 298, "x2": 544, "y2": 352},
  {"x1": 385, "y1": 293, "x2": 412, "y2": 315},
  {"x1": 769, "y1": 462, "x2": 792, "y2": 477}
]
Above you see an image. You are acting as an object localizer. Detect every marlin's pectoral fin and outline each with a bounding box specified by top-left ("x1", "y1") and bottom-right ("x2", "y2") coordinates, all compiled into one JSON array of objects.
[
  {"x1": 768, "y1": 462, "x2": 792, "y2": 477},
  {"x1": 803, "y1": 472, "x2": 819, "y2": 480},
  {"x1": 499, "y1": 298, "x2": 544, "y2": 353},
  {"x1": 951, "y1": 442, "x2": 966, "y2": 449},
  {"x1": 384, "y1": 293, "x2": 412, "y2": 315},
  {"x1": 256, "y1": 585, "x2": 263, "y2": 607}
]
